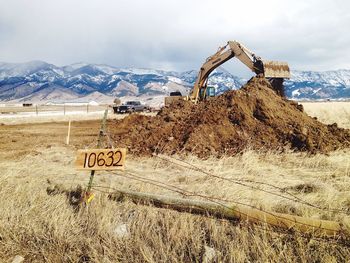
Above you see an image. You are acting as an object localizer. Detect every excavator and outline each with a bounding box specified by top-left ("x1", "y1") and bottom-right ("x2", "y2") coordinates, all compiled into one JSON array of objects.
[{"x1": 165, "y1": 40, "x2": 290, "y2": 105}]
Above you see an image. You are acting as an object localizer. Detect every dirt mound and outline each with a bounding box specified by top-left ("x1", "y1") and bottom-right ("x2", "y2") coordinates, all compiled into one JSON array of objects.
[{"x1": 109, "y1": 77, "x2": 350, "y2": 157}]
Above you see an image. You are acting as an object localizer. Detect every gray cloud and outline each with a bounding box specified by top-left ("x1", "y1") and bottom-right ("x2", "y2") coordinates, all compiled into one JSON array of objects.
[{"x1": 0, "y1": 0, "x2": 350, "y2": 77}]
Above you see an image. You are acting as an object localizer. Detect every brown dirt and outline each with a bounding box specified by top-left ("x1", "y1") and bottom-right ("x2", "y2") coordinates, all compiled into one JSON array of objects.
[
  {"x1": 109, "y1": 77, "x2": 350, "y2": 157},
  {"x1": 0, "y1": 120, "x2": 101, "y2": 161}
]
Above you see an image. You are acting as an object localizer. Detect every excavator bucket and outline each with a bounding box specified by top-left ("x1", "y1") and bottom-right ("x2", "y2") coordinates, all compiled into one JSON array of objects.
[{"x1": 262, "y1": 61, "x2": 291, "y2": 79}]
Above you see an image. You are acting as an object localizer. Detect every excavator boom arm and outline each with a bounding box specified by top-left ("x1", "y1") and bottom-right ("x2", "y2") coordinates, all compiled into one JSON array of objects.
[
  {"x1": 190, "y1": 47, "x2": 234, "y2": 101},
  {"x1": 189, "y1": 41, "x2": 290, "y2": 102}
]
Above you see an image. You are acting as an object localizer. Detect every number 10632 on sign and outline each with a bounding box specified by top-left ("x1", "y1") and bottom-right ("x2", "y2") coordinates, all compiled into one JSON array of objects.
[{"x1": 75, "y1": 149, "x2": 126, "y2": 170}]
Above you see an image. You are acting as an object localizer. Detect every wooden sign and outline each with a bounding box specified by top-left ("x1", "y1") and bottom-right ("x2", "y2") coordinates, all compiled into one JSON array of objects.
[{"x1": 75, "y1": 148, "x2": 126, "y2": 170}]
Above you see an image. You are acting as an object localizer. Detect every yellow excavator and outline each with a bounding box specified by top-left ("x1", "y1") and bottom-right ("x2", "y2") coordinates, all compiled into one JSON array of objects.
[{"x1": 165, "y1": 40, "x2": 290, "y2": 105}]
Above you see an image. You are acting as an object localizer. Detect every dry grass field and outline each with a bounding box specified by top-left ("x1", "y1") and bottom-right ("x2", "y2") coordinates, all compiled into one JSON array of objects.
[
  {"x1": 0, "y1": 102, "x2": 350, "y2": 262},
  {"x1": 302, "y1": 101, "x2": 350, "y2": 128}
]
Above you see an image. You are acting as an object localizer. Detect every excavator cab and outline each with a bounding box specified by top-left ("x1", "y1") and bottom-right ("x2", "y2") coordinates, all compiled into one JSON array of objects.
[
  {"x1": 200, "y1": 86, "x2": 216, "y2": 99},
  {"x1": 207, "y1": 86, "x2": 216, "y2": 97}
]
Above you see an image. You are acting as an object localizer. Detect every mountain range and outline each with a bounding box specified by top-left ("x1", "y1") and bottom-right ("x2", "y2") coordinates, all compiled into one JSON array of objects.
[{"x1": 0, "y1": 61, "x2": 349, "y2": 105}]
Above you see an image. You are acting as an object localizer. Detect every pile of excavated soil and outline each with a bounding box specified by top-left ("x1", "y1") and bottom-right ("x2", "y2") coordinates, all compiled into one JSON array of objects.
[{"x1": 109, "y1": 77, "x2": 350, "y2": 157}]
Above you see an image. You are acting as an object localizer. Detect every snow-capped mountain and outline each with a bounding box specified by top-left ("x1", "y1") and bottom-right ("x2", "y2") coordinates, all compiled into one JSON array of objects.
[
  {"x1": 0, "y1": 61, "x2": 193, "y2": 103},
  {"x1": 284, "y1": 70, "x2": 350, "y2": 100},
  {"x1": 0, "y1": 61, "x2": 349, "y2": 103}
]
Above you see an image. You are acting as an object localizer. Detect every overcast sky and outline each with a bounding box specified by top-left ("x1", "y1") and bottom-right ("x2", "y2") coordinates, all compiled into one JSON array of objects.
[{"x1": 1, "y1": 0, "x2": 349, "y2": 77}]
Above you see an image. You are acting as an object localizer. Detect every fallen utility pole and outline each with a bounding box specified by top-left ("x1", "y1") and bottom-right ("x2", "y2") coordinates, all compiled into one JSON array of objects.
[{"x1": 108, "y1": 189, "x2": 350, "y2": 239}]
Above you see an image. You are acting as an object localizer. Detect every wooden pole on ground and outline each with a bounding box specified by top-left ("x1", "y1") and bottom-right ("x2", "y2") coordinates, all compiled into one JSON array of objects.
[
  {"x1": 66, "y1": 120, "x2": 71, "y2": 145},
  {"x1": 108, "y1": 188, "x2": 350, "y2": 239}
]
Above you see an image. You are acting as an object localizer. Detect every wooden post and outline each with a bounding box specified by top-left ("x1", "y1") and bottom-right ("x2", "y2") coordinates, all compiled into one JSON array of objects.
[
  {"x1": 66, "y1": 120, "x2": 71, "y2": 145},
  {"x1": 87, "y1": 104, "x2": 89, "y2": 114},
  {"x1": 108, "y1": 189, "x2": 350, "y2": 239},
  {"x1": 64, "y1": 104, "x2": 66, "y2": 115},
  {"x1": 86, "y1": 109, "x2": 108, "y2": 193},
  {"x1": 35, "y1": 105, "x2": 38, "y2": 115}
]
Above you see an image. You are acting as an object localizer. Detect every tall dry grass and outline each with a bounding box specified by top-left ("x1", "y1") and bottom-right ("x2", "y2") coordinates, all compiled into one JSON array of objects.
[
  {"x1": 1, "y1": 145, "x2": 350, "y2": 262},
  {"x1": 301, "y1": 101, "x2": 350, "y2": 128},
  {"x1": 1, "y1": 101, "x2": 350, "y2": 262}
]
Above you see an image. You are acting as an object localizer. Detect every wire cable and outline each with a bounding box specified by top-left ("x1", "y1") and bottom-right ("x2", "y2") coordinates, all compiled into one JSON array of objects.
[{"x1": 154, "y1": 154, "x2": 350, "y2": 215}]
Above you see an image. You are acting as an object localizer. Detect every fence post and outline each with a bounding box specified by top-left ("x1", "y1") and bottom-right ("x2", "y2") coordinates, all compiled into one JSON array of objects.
[
  {"x1": 36, "y1": 105, "x2": 38, "y2": 116},
  {"x1": 66, "y1": 120, "x2": 71, "y2": 145}
]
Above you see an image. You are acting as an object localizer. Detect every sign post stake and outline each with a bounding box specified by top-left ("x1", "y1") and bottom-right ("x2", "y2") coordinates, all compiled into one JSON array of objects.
[{"x1": 86, "y1": 109, "x2": 108, "y2": 194}]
